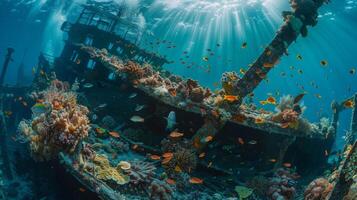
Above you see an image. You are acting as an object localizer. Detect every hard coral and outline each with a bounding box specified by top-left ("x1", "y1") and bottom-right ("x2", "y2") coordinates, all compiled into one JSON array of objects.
[
  {"x1": 123, "y1": 61, "x2": 145, "y2": 80},
  {"x1": 92, "y1": 154, "x2": 129, "y2": 185},
  {"x1": 304, "y1": 178, "x2": 333, "y2": 200},
  {"x1": 149, "y1": 179, "x2": 174, "y2": 200},
  {"x1": 18, "y1": 80, "x2": 90, "y2": 161},
  {"x1": 267, "y1": 168, "x2": 299, "y2": 200},
  {"x1": 221, "y1": 71, "x2": 240, "y2": 95}
]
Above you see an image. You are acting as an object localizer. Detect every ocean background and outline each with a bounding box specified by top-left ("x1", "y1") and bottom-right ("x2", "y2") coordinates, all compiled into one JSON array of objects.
[{"x1": 0, "y1": 0, "x2": 356, "y2": 152}]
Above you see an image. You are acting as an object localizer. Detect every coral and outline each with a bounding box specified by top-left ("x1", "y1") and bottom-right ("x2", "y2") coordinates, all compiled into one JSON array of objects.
[
  {"x1": 247, "y1": 176, "x2": 270, "y2": 196},
  {"x1": 304, "y1": 178, "x2": 333, "y2": 200},
  {"x1": 92, "y1": 154, "x2": 129, "y2": 185},
  {"x1": 148, "y1": 179, "x2": 174, "y2": 200},
  {"x1": 221, "y1": 71, "x2": 240, "y2": 95},
  {"x1": 126, "y1": 160, "x2": 157, "y2": 185},
  {"x1": 235, "y1": 186, "x2": 253, "y2": 199},
  {"x1": 18, "y1": 80, "x2": 90, "y2": 161},
  {"x1": 342, "y1": 146, "x2": 357, "y2": 182},
  {"x1": 122, "y1": 61, "x2": 146, "y2": 80},
  {"x1": 267, "y1": 168, "x2": 299, "y2": 200},
  {"x1": 161, "y1": 138, "x2": 197, "y2": 175},
  {"x1": 110, "y1": 138, "x2": 129, "y2": 153},
  {"x1": 311, "y1": 118, "x2": 335, "y2": 137},
  {"x1": 344, "y1": 182, "x2": 357, "y2": 200},
  {"x1": 272, "y1": 108, "x2": 299, "y2": 129}
]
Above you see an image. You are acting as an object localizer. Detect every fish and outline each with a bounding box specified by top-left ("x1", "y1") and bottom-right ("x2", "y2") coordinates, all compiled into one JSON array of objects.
[
  {"x1": 165, "y1": 111, "x2": 176, "y2": 131},
  {"x1": 343, "y1": 100, "x2": 354, "y2": 108},
  {"x1": 150, "y1": 155, "x2": 161, "y2": 160},
  {"x1": 255, "y1": 118, "x2": 265, "y2": 124},
  {"x1": 238, "y1": 137, "x2": 245, "y2": 145},
  {"x1": 31, "y1": 103, "x2": 49, "y2": 116},
  {"x1": 130, "y1": 116, "x2": 145, "y2": 123},
  {"x1": 129, "y1": 93, "x2": 137, "y2": 99},
  {"x1": 162, "y1": 152, "x2": 174, "y2": 158},
  {"x1": 298, "y1": 69, "x2": 303, "y2": 74},
  {"x1": 97, "y1": 103, "x2": 107, "y2": 109},
  {"x1": 283, "y1": 163, "x2": 292, "y2": 168},
  {"x1": 241, "y1": 42, "x2": 247, "y2": 48},
  {"x1": 108, "y1": 131, "x2": 120, "y2": 138},
  {"x1": 4, "y1": 111, "x2": 12, "y2": 117},
  {"x1": 296, "y1": 54, "x2": 303, "y2": 60},
  {"x1": 320, "y1": 60, "x2": 328, "y2": 67},
  {"x1": 269, "y1": 159, "x2": 277, "y2": 163},
  {"x1": 79, "y1": 188, "x2": 86, "y2": 192},
  {"x1": 166, "y1": 178, "x2": 176, "y2": 185},
  {"x1": 240, "y1": 68, "x2": 246, "y2": 75},
  {"x1": 202, "y1": 57, "x2": 209, "y2": 62},
  {"x1": 203, "y1": 135, "x2": 213, "y2": 143},
  {"x1": 135, "y1": 104, "x2": 146, "y2": 112},
  {"x1": 266, "y1": 96, "x2": 277, "y2": 105},
  {"x1": 199, "y1": 152, "x2": 206, "y2": 158},
  {"x1": 315, "y1": 94, "x2": 322, "y2": 99},
  {"x1": 174, "y1": 165, "x2": 182, "y2": 173},
  {"x1": 169, "y1": 131, "x2": 184, "y2": 138},
  {"x1": 294, "y1": 93, "x2": 306, "y2": 104},
  {"x1": 248, "y1": 140, "x2": 257, "y2": 145},
  {"x1": 349, "y1": 68, "x2": 356, "y2": 75},
  {"x1": 162, "y1": 157, "x2": 173, "y2": 164},
  {"x1": 224, "y1": 95, "x2": 239, "y2": 102},
  {"x1": 189, "y1": 177, "x2": 204, "y2": 184},
  {"x1": 83, "y1": 83, "x2": 94, "y2": 88}
]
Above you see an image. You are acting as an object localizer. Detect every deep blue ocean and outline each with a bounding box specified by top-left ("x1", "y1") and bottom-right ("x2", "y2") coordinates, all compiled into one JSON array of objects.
[{"x1": 0, "y1": 0, "x2": 356, "y2": 199}]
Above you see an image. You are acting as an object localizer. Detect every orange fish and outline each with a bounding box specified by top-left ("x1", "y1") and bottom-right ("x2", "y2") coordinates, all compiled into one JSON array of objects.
[
  {"x1": 224, "y1": 95, "x2": 239, "y2": 102},
  {"x1": 79, "y1": 188, "x2": 86, "y2": 192},
  {"x1": 238, "y1": 137, "x2": 245, "y2": 145},
  {"x1": 344, "y1": 100, "x2": 354, "y2": 108},
  {"x1": 263, "y1": 62, "x2": 275, "y2": 68},
  {"x1": 189, "y1": 177, "x2": 204, "y2": 184},
  {"x1": 269, "y1": 159, "x2": 277, "y2": 163},
  {"x1": 166, "y1": 178, "x2": 176, "y2": 185},
  {"x1": 162, "y1": 152, "x2": 174, "y2": 158},
  {"x1": 109, "y1": 131, "x2": 120, "y2": 138},
  {"x1": 199, "y1": 152, "x2": 206, "y2": 158},
  {"x1": 204, "y1": 135, "x2": 213, "y2": 143},
  {"x1": 255, "y1": 118, "x2": 265, "y2": 124},
  {"x1": 169, "y1": 131, "x2": 184, "y2": 138},
  {"x1": 150, "y1": 155, "x2": 161, "y2": 160},
  {"x1": 266, "y1": 96, "x2": 277, "y2": 105},
  {"x1": 283, "y1": 163, "x2": 292, "y2": 168}
]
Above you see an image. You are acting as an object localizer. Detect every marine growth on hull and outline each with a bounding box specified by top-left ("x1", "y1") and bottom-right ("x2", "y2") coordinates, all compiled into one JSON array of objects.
[{"x1": 0, "y1": 0, "x2": 356, "y2": 200}]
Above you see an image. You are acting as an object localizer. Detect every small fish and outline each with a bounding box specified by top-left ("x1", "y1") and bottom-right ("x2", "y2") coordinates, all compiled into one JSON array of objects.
[
  {"x1": 296, "y1": 54, "x2": 303, "y2": 60},
  {"x1": 4, "y1": 111, "x2": 12, "y2": 117},
  {"x1": 83, "y1": 83, "x2": 94, "y2": 88},
  {"x1": 129, "y1": 93, "x2": 137, "y2": 99},
  {"x1": 344, "y1": 100, "x2": 354, "y2": 108},
  {"x1": 132, "y1": 144, "x2": 139, "y2": 150},
  {"x1": 189, "y1": 177, "x2": 204, "y2": 184},
  {"x1": 109, "y1": 131, "x2": 120, "y2": 138},
  {"x1": 202, "y1": 57, "x2": 209, "y2": 62},
  {"x1": 161, "y1": 157, "x2": 173, "y2": 164},
  {"x1": 150, "y1": 155, "x2": 161, "y2": 160},
  {"x1": 165, "y1": 111, "x2": 176, "y2": 131},
  {"x1": 97, "y1": 103, "x2": 107, "y2": 109},
  {"x1": 162, "y1": 152, "x2": 174, "y2": 158},
  {"x1": 294, "y1": 93, "x2": 306, "y2": 104},
  {"x1": 269, "y1": 159, "x2": 277, "y2": 163},
  {"x1": 169, "y1": 131, "x2": 184, "y2": 138},
  {"x1": 298, "y1": 69, "x2": 303, "y2": 74},
  {"x1": 283, "y1": 163, "x2": 292, "y2": 168},
  {"x1": 166, "y1": 178, "x2": 176, "y2": 185},
  {"x1": 320, "y1": 60, "x2": 328, "y2": 67},
  {"x1": 240, "y1": 68, "x2": 246, "y2": 75},
  {"x1": 238, "y1": 137, "x2": 245, "y2": 145},
  {"x1": 248, "y1": 140, "x2": 257, "y2": 145},
  {"x1": 255, "y1": 118, "x2": 265, "y2": 124},
  {"x1": 204, "y1": 135, "x2": 213, "y2": 143},
  {"x1": 130, "y1": 116, "x2": 145, "y2": 123},
  {"x1": 135, "y1": 104, "x2": 145, "y2": 112},
  {"x1": 199, "y1": 152, "x2": 206, "y2": 158},
  {"x1": 223, "y1": 95, "x2": 239, "y2": 102},
  {"x1": 174, "y1": 165, "x2": 182, "y2": 173},
  {"x1": 266, "y1": 96, "x2": 277, "y2": 105},
  {"x1": 79, "y1": 188, "x2": 86, "y2": 192},
  {"x1": 349, "y1": 68, "x2": 356, "y2": 75},
  {"x1": 315, "y1": 94, "x2": 322, "y2": 99},
  {"x1": 241, "y1": 42, "x2": 247, "y2": 48}
]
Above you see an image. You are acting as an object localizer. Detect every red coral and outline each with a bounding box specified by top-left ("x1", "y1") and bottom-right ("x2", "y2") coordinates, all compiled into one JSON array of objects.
[{"x1": 267, "y1": 168, "x2": 299, "y2": 200}]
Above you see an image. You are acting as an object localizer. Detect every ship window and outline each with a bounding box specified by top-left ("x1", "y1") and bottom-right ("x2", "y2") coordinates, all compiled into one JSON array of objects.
[
  {"x1": 108, "y1": 72, "x2": 116, "y2": 80},
  {"x1": 97, "y1": 21, "x2": 109, "y2": 31},
  {"x1": 87, "y1": 59, "x2": 96, "y2": 69},
  {"x1": 84, "y1": 35, "x2": 94, "y2": 46},
  {"x1": 70, "y1": 50, "x2": 79, "y2": 62},
  {"x1": 108, "y1": 42, "x2": 114, "y2": 50}
]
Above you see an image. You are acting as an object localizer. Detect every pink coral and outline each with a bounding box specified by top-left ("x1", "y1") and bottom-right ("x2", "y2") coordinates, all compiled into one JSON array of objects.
[
  {"x1": 19, "y1": 80, "x2": 90, "y2": 161},
  {"x1": 267, "y1": 168, "x2": 299, "y2": 200},
  {"x1": 304, "y1": 178, "x2": 333, "y2": 200}
]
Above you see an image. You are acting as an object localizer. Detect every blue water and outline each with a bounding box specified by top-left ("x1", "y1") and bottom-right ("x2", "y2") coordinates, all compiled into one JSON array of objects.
[{"x1": 0, "y1": 1, "x2": 356, "y2": 199}]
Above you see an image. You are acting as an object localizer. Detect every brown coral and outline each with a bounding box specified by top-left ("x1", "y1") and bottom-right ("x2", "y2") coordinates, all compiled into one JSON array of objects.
[
  {"x1": 18, "y1": 80, "x2": 90, "y2": 161},
  {"x1": 304, "y1": 178, "x2": 333, "y2": 200}
]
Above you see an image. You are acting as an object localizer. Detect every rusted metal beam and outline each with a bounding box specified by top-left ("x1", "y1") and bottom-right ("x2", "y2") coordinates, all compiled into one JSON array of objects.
[
  {"x1": 0, "y1": 48, "x2": 15, "y2": 87},
  {"x1": 350, "y1": 94, "x2": 357, "y2": 143},
  {"x1": 232, "y1": 0, "x2": 330, "y2": 101}
]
